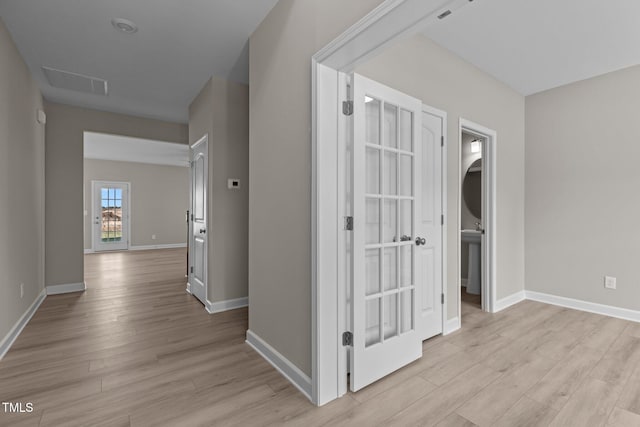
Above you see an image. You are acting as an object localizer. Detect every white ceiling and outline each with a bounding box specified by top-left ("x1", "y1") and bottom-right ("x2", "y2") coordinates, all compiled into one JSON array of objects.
[
  {"x1": 84, "y1": 132, "x2": 189, "y2": 167},
  {"x1": 0, "y1": 0, "x2": 278, "y2": 123},
  {"x1": 4, "y1": 0, "x2": 638, "y2": 123},
  {"x1": 423, "y1": 0, "x2": 640, "y2": 95}
]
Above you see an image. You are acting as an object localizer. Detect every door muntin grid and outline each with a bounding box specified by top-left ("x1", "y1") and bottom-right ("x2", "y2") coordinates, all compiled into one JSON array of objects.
[
  {"x1": 364, "y1": 96, "x2": 416, "y2": 348},
  {"x1": 100, "y1": 187, "x2": 123, "y2": 242}
]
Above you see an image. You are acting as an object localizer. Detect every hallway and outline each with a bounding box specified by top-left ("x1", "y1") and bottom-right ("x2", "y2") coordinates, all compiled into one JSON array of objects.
[{"x1": 0, "y1": 249, "x2": 304, "y2": 426}]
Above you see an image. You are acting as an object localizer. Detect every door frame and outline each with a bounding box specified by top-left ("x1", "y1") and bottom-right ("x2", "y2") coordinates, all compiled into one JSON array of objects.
[
  {"x1": 186, "y1": 134, "x2": 208, "y2": 306},
  {"x1": 312, "y1": 0, "x2": 471, "y2": 405},
  {"x1": 458, "y1": 119, "x2": 497, "y2": 315},
  {"x1": 91, "y1": 180, "x2": 130, "y2": 252}
]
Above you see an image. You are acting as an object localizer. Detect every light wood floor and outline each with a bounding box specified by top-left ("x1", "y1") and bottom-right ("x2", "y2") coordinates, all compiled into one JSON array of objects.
[{"x1": 2, "y1": 249, "x2": 640, "y2": 426}]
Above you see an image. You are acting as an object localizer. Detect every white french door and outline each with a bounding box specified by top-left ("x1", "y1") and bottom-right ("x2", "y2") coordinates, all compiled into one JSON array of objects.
[
  {"x1": 92, "y1": 181, "x2": 129, "y2": 252},
  {"x1": 350, "y1": 74, "x2": 423, "y2": 391},
  {"x1": 189, "y1": 135, "x2": 208, "y2": 306}
]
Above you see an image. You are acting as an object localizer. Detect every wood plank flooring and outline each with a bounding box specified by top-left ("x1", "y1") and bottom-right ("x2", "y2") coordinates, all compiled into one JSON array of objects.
[{"x1": 1, "y1": 248, "x2": 640, "y2": 426}]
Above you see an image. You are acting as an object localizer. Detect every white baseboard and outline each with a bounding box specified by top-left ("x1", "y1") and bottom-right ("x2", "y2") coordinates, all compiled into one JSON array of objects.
[
  {"x1": 494, "y1": 290, "x2": 526, "y2": 312},
  {"x1": 443, "y1": 317, "x2": 461, "y2": 335},
  {"x1": 0, "y1": 288, "x2": 46, "y2": 360},
  {"x1": 245, "y1": 329, "x2": 312, "y2": 401},
  {"x1": 84, "y1": 249, "x2": 94, "y2": 254},
  {"x1": 186, "y1": 282, "x2": 192, "y2": 294},
  {"x1": 525, "y1": 291, "x2": 640, "y2": 323},
  {"x1": 46, "y1": 282, "x2": 86, "y2": 295},
  {"x1": 129, "y1": 243, "x2": 187, "y2": 251},
  {"x1": 206, "y1": 297, "x2": 248, "y2": 314}
]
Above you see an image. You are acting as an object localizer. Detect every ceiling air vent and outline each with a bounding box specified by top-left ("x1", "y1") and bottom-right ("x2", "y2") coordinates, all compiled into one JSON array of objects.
[{"x1": 42, "y1": 66, "x2": 108, "y2": 96}]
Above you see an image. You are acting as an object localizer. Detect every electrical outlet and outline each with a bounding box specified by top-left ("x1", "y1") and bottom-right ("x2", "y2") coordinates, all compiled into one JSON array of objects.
[
  {"x1": 20, "y1": 283, "x2": 24, "y2": 298},
  {"x1": 151, "y1": 234, "x2": 156, "y2": 240},
  {"x1": 604, "y1": 276, "x2": 616, "y2": 290}
]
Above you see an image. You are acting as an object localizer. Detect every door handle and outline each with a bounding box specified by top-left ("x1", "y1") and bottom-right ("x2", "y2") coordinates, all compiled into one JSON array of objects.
[
  {"x1": 199, "y1": 228, "x2": 206, "y2": 234},
  {"x1": 415, "y1": 237, "x2": 426, "y2": 246}
]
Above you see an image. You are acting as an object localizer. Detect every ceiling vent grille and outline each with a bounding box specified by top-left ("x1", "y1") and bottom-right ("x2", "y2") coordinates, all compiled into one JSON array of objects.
[{"x1": 42, "y1": 66, "x2": 108, "y2": 96}]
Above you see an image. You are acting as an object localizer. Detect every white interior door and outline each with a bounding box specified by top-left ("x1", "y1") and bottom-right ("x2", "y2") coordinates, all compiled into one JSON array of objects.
[
  {"x1": 92, "y1": 181, "x2": 129, "y2": 252},
  {"x1": 350, "y1": 74, "x2": 423, "y2": 391},
  {"x1": 419, "y1": 110, "x2": 443, "y2": 340},
  {"x1": 189, "y1": 136, "x2": 207, "y2": 306}
]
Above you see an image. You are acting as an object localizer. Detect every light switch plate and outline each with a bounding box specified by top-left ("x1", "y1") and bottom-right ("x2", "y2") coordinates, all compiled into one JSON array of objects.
[{"x1": 604, "y1": 276, "x2": 616, "y2": 290}]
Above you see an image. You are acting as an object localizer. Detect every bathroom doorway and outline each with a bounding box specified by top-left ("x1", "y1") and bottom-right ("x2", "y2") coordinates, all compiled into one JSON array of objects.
[
  {"x1": 460, "y1": 132, "x2": 483, "y2": 308},
  {"x1": 458, "y1": 119, "x2": 496, "y2": 314}
]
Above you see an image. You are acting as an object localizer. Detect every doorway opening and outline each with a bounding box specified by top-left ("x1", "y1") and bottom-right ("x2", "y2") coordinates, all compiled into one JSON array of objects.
[
  {"x1": 458, "y1": 120, "x2": 496, "y2": 315},
  {"x1": 82, "y1": 131, "x2": 191, "y2": 292},
  {"x1": 91, "y1": 180, "x2": 130, "y2": 252}
]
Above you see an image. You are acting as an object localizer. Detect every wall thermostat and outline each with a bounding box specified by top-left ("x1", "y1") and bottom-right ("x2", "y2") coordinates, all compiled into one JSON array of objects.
[{"x1": 228, "y1": 179, "x2": 240, "y2": 190}]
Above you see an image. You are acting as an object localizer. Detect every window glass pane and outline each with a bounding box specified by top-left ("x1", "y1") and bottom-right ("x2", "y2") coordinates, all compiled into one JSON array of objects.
[
  {"x1": 400, "y1": 200, "x2": 413, "y2": 239},
  {"x1": 400, "y1": 289, "x2": 414, "y2": 333},
  {"x1": 365, "y1": 97, "x2": 380, "y2": 145},
  {"x1": 383, "y1": 151, "x2": 397, "y2": 195},
  {"x1": 365, "y1": 199, "x2": 380, "y2": 245},
  {"x1": 399, "y1": 154, "x2": 412, "y2": 197},
  {"x1": 383, "y1": 247, "x2": 397, "y2": 291},
  {"x1": 384, "y1": 293, "x2": 398, "y2": 340},
  {"x1": 366, "y1": 148, "x2": 380, "y2": 195},
  {"x1": 365, "y1": 249, "x2": 380, "y2": 296},
  {"x1": 365, "y1": 298, "x2": 381, "y2": 347},
  {"x1": 384, "y1": 103, "x2": 398, "y2": 148},
  {"x1": 400, "y1": 245, "x2": 413, "y2": 288},
  {"x1": 399, "y1": 109, "x2": 412, "y2": 151},
  {"x1": 382, "y1": 199, "x2": 397, "y2": 243}
]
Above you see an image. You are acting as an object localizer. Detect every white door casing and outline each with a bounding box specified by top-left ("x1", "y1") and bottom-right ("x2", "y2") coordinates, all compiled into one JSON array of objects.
[
  {"x1": 419, "y1": 109, "x2": 444, "y2": 340},
  {"x1": 189, "y1": 135, "x2": 208, "y2": 306},
  {"x1": 350, "y1": 74, "x2": 423, "y2": 391},
  {"x1": 92, "y1": 181, "x2": 129, "y2": 252}
]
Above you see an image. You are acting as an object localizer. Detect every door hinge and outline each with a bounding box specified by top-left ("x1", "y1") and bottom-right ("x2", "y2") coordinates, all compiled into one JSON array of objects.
[
  {"x1": 441, "y1": 293, "x2": 444, "y2": 305},
  {"x1": 190, "y1": 266, "x2": 194, "y2": 274},
  {"x1": 342, "y1": 100, "x2": 353, "y2": 116},
  {"x1": 342, "y1": 331, "x2": 353, "y2": 346},
  {"x1": 441, "y1": 214, "x2": 444, "y2": 226},
  {"x1": 344, "y1": 216, "x2": 354, "y2": 231},
  {"x1": 441, "y1": 135, "x2": 444, "y2": 147}
]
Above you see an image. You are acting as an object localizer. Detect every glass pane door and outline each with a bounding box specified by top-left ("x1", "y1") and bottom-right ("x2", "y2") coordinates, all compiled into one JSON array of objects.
[
  {"x1": 93, "y1": 181, "x2": 128, "y2": 251},
  {"x1": 364, "y1": 98, "x2": 416, "y2": 347},
  {"x1": 351, "y1": 73, "x2": 422, "y2": 392},
  {"x1": 100, "y1": 187, "x2": 123, "y2": 242}
]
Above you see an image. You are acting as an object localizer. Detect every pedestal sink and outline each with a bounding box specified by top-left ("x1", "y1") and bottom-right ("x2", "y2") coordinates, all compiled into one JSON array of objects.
[{"x1": 461, "y1": 230, "x2": 481, "y2": 295}]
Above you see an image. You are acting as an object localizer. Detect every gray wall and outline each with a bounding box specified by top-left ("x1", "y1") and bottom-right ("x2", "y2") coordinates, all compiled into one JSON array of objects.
[
  {"x1": 249, "y1": 0, "x2": 385, "y2": 377},
  {"x1": 356, "y1": 34, "x2": 526, "y2": 318},
  {"x1": 0, "y1": 19, "x2": 45, "y2": 343},
  {"x1": 188, "y1": 76, "x2": 249, "y2": 303},
  {"x1": 45, "y1": 102, "x2": 187, "y2": 287},
  {"x1": 83, "y1": 159, "x2": 189, "y2": 249},
  {"x1": 526, "y1": 64, "x2": 640, "y2": 311}
]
